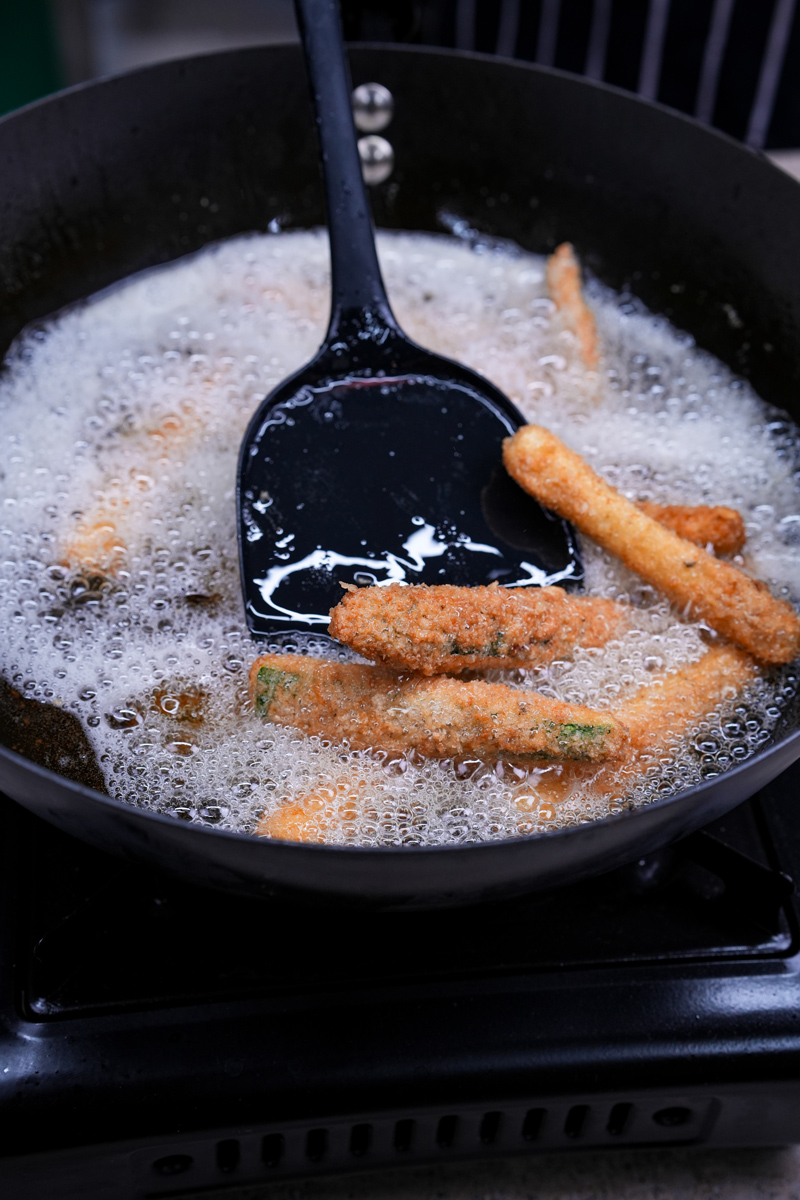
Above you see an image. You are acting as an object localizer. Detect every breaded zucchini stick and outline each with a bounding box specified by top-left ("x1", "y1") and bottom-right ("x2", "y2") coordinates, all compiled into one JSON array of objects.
[
  {"x1": 257, "y1": 775, "x2": 364, "y2": 842},
  {"x1": 546, "y1": 246, "x2": 746, "y2": 557},
  {"x1": 636, "y1": 502, "x2": 745, "y2": 557},
  {"x1": 545, "y1": 247, "x2": 745, "y2": 558},
  {"x1": 61, "y1": 408, "x2": 203, "y2": 575},
  {"x1": 258, "y1": 644, "x2": 759, "y2": 842},
  {"x1": 520, "y1": 643, "x2": 759, "y2": 811},
  {"x1": 503, "y1": 424, "x2": 800, "y2": 664},
  {"x1": 546, "y1": 242, "x2": 600, "y2": 371},
  {"x1": 329, "y1": 582, "x2": 629, "y2": 675},
  {"x1": 249, "y1": 655, "x2": 629, "y2": 764}
]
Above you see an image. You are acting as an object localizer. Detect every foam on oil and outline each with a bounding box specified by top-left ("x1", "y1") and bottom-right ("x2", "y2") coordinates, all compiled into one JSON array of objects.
[{"x1": 0, "y1": 229, "x2": 797, "y2": 843}]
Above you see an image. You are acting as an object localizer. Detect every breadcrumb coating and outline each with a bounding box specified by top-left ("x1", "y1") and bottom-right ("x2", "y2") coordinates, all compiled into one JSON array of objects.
[
  {"x1": 61, "y1": 407, "x2": 204, "y2": 575},
  {"x1": 636, "y1": 502, "x2": 745, "y2": 557},
  {"x1": 503, "y1": 424, "x2": 800, "y2": 664},
  {"x1": 256, "y1": 775, "x2": 363, "y2": 842},
  {"x1": 329, "y1": 582, "x2": 629, "y2": 674},
  {"x1": 519, "y1": 643, "x2": 760, "y2": 812},
  {"x1": 546, "y1": 242, "x2": 600, "y2": 372},
  {"x1": 545, "y1": 248, "x2": 745, "y2": 559},
  {"x1": 256, "y1": 645, "x2": 759, "y2": 842},
  {"x1": 249, "y1": 654, "x2": 629, "y2": 765}
]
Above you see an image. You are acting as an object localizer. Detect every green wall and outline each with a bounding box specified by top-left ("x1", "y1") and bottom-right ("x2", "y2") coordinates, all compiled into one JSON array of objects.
[{"x1": 0, "y1": 0, "x2": 63, "y2": 116}]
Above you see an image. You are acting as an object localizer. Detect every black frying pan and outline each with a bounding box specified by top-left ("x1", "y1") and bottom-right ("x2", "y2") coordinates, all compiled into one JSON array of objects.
[{"x1": 2, "y1": 45, "x2": 800, "y2": 908}]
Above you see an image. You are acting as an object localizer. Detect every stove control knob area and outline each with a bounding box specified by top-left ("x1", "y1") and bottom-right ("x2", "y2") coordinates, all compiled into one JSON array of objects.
[{"x1": 653, "y1": 1106, "x2": 693, "y2": 1127}]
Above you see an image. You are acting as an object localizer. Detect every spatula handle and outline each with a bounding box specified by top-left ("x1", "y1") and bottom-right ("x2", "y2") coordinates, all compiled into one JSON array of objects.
[{"x1": 294, "y1": 0, "x2": 396, "y2": 338}]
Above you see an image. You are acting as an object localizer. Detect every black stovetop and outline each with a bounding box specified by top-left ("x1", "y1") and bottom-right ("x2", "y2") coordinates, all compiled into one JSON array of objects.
[
  {"x1": 2, "y1": 767, "x2": 800, "y2": 1196},
  {"x1": 17, "y1": 790, "x2": 796, "y2": 1017}
]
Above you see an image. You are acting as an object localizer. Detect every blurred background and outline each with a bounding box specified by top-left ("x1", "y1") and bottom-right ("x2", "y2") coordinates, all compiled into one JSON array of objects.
[{"x1": 1, "y1": 0, "x2": 800, "y2": 162}]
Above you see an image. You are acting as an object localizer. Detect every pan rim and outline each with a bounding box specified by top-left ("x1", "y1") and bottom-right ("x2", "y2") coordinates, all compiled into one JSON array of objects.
[
  {"x1": 3, "y1": 722, "x2": 799, "y2": 859},
  {"x1": 0, "y1": 39, "x2": 787, "y2": 215},
  {"x1": 2, "y1": 42, "x2": 800, "y2": 880}
]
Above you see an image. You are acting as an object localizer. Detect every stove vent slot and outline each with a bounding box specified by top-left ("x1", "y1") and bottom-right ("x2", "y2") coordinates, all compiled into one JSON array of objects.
[
  {"x1": 522, "y1": 1106, "x2": 546, "y2": 1141},
  {"x1": 436, "y1": 1114, "x2": 459, "y2": 1148},
  {"x1": 261, "y1": 1132, "x2": 284, "y2": 1168},
  {"x1": 305, "y1": 1127, "x2": 328, "y2": 1163},
  {"x1": 607, "y1": 1102, "x2": 633, "y2": 1136},
  {"x1": 653, "y1": 1104, "x2": 693, "y2": 1127},
  {"x1": 394, "y1": 1117, "x2": 415, "y2": 1151},
  {"x1": 151, "y1": 1153, "x2": 193, "y2": 1178},
  {"x1": 564, "y1": 1105, "x2": 590, "y2": 1138},
  {"x1": 215, "y1": 1138, "x2": 240, "y2": 1173},
  {"x1": 349, "y1": 1122, "x2": 372, "y2": 1156},
  {"x1": 479, "y1": 1110, "x2": 502, "y2": 1145}
]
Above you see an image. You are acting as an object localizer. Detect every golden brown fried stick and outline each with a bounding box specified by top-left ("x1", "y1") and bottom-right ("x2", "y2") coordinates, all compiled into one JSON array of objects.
[
  {"x1": 517, "y1": 643, "x2": 759, "y2": 813},
  {"x1": 546, "y1": 242, "x2": 600, "y2": 371},
  {"x1": 329, "y1": 582, "x2": 629, "y2": 675},
  {"x1": 546, "y1": 244, "x2": 743, "y2": 556},
  {"x1": 62, "y1": 409, "x2": 203, "y2": 575},
  {"x1": 259, "y1": 644, "x2": 760, "y2": 842},
  {"x1": 256, "y1": 774, "x2": 365, "y2": 842},
  {"x1": 249, "y1": 654, "x2": 629, "y2": 764},
  {"x1": 503, "y1": 424, "x2": 800, "y2": 664},
  {"x1": 636, "y1": 502, "x2": 745, "y2": 557}
]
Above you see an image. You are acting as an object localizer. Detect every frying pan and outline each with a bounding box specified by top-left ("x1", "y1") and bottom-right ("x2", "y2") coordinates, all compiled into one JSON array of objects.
[{"x1": 2, "y1": 44, "x2": 800, "y2": 909}]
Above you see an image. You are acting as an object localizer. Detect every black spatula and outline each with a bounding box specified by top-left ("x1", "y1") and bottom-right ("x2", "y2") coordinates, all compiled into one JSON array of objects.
[{"x1": 237, "y1": 0, "x2": 581, "y2": 637}]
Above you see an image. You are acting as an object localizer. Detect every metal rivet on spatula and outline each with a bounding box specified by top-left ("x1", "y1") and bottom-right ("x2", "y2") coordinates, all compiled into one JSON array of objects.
[
  {"x1": 352, "y1": 82, "x2": 394, "y2": 132},
  {"x1": 358, "y1": 134, "x2": 394, "y2": 185}
]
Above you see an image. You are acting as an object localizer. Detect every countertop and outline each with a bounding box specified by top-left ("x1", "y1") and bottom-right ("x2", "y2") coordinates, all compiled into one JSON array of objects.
[{"x1": 179, "y1": 1146, "x2": 800, "y2": 1200}]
